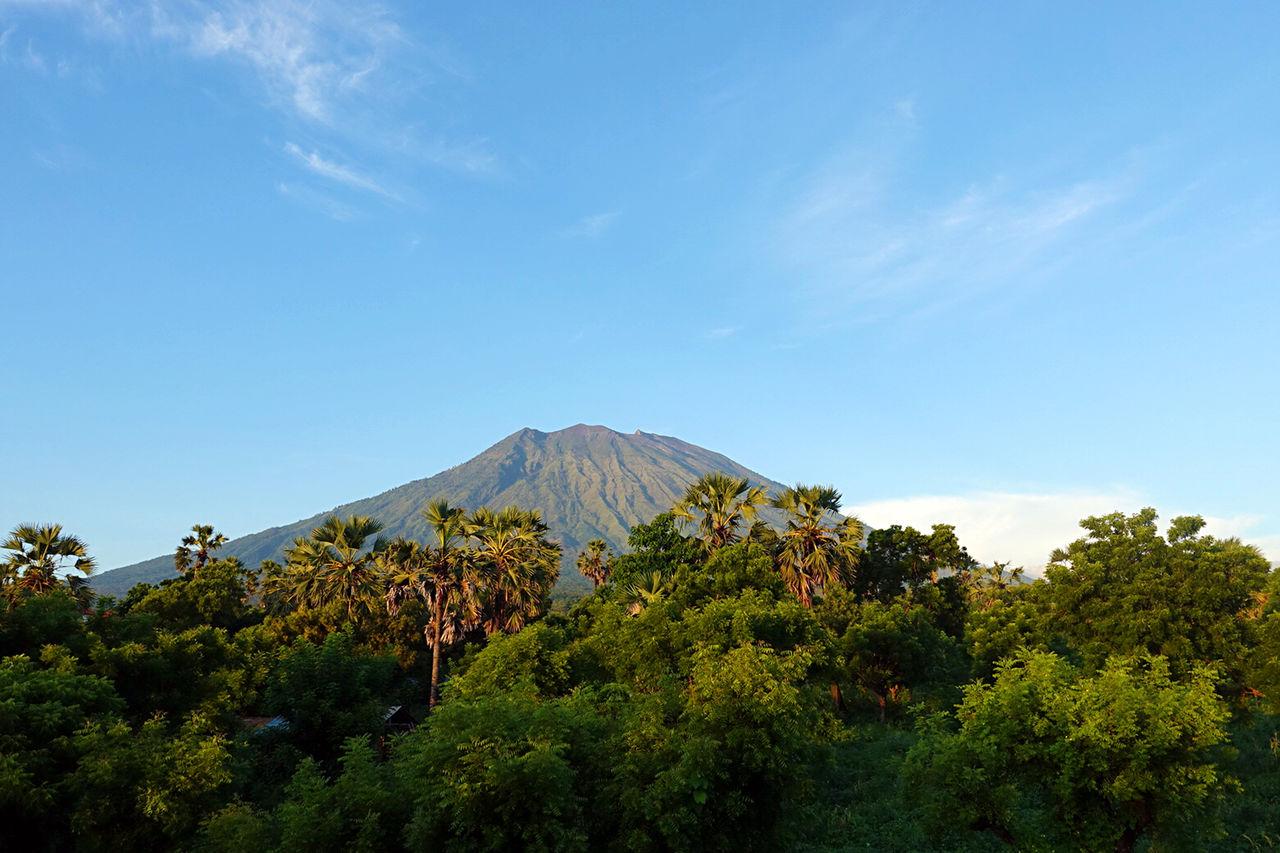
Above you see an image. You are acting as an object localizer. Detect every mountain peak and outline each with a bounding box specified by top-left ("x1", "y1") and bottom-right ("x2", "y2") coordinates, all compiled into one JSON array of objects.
[{"x1": 93, "y1": 426, "x2": 790, "y2": 596}]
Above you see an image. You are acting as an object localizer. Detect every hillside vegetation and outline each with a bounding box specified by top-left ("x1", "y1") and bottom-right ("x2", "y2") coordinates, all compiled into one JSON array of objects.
[{"x1": 2, "y1": 476, "x2": 1279, "y2": 852}]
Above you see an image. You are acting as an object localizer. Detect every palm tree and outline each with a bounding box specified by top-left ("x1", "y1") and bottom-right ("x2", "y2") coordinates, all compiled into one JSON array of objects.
[
  {"x1": 622, "y1": 570, "x2": 671, "y2": 616},
  {"x1": 384, "y1": 500, "x2": 477, "y2": 709},
  {"x1": 468, "y1": 506, "x2": 561, "y2": 635},
  {"x1": 174, "y1": 524, "x2": 228, "y2": 575},
  {"x1": 283, "y1": 515, "x2": 386, "y2": 624},
  {"x1": 1, "y1": 524, "x2": 96, "y2": 599},
  {"x1": 672, "y1": 472, "x2": 767, "y2": 551},
  {"x1": 576, "y1": 539, "x2": 612, "y2": 588},
  {"x1": 771, "y1": 484, "x2": 863, "y2": 607}
]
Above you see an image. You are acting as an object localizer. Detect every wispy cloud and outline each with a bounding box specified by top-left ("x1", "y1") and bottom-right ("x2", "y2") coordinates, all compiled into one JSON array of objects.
[
  {"x1": 845, "y1": 489, "x2": 1279, "y2": 572},
  {"x1": 562, "y1": 210, "x2": 621, "y2": 238},
  {"x1": 704, "y1": 326, "x2": 738, "y2": 340},
  {"x1": 147, "y1": 0, "x2": 408, "y2": 124},
  {"x1": 776, "y1": 149, "x2": 1131, "y2": 319},
  {"x1": 276, "y1": 181, "x2": 359, "y2": 221},
  {"x1": 1, "y1": 0, "x2": 498, "y2": 202},
  {"x1": 283, "y1": 142, "x2": 396, "y2": 199}
]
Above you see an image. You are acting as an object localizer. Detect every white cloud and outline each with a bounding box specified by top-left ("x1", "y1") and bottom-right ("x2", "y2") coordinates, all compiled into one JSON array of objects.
[
  {"x1": 283, "y1": 142, "x2": 396, "y2": 199},
  {"x1": 1, "y1": 1, "x2": 497, "y2": 183},
  {"x1": 705, "y1": 326, "x2": 738, "y2": 340},
  {"x1": 563, "y1": 210, "x2": 620, "y2": 238},
  {"x1": 844, "y1": 490, "x2": 1279, "y2": 573},
  {"x1": 147, "y1": 0, "x2": 406, "y2": 124},
  {"x1": 777, "y1": 150, "x2": 1130, "y2": 317}
]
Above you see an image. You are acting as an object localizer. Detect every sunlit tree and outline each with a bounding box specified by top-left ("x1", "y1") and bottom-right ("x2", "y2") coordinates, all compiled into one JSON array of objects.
[
  {"x1": 1, "y1": 523, "x2": 96, "y2": 599},
  {"x1": 673, "y1": 472, "x2": 767, "y2": 551},
  {"x1": 284, "y1": 515, "x2": 386, "y2": 624},
  {"x1": 770, "y1": 484, "x2": 862, "y2": 607},
  {"x1": 576, "y1": 539, "x2": 612, "y2": 589},
  {"x1": 174, "y1": 524, "x2": 228, "y2": 575},
  {"x1": 468, "y1": 506, "x2": 561, "y2": 635},
  {"x1": 384, "y1": 499, "x2": 478, "y2": 709}
]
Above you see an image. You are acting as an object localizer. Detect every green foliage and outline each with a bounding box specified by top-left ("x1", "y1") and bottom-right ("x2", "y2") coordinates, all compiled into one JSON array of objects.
[
  {"x1": 88, "y1": 624, "x2": 252, "y2": 725},
  {"x1": 68, "y1": 713, "x2": 233, "y2": 850},
  {"x1": 610, "y1": 511, "x2": 701, "y2": 589},
  {"x1": 3, "y1": 501, "x2": 1277, "y2": 851},
  {"x1": 397, "y1": 691, "x2": 611, "y2": 852},
  {"x1": 0, "y1": 655, "x2": 122, "y2": 844},
  {"x1": 906, "y1": 651, "x2": 1234, "y2": 851},
  {"x1": 854, "y1": 523, "x2": 975, "y2": 603},
  {"x1": 128, "y1": 558, "x2": 258, "y2": 631},
  {"x1": 263, "y1": 632, "x2": 399, "y2": 764},
  {"x1": 1043, "y1": 509, "x2": 1270, "y2": 688},
  {"x1": 0, "y1": 589, "x2": 92, "y2": 659},
  {"x1": 448, "y1": 623, "x2": 572, "y2": 700},
  {"x1": 820, "y1": 592, "x2": 965, "y2": 720}
]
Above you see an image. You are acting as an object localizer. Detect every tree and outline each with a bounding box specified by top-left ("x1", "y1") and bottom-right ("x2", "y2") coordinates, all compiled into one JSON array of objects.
[
  {"x1": 1042, "y1": 508, "x2": 1270, "y2": 686},
  {"x1": 770, "y1": 484, "x2": 862, "y2": 607},
  {"x1": 384, "y1": 499, "x2": 478, "y2": 710},
  {"x1": 822, "y1": 595, "x2": 963, "y2": 721},
  {"x1": 576, "y1": 539, "x2": 613, "y2": 589},
  {"x1": 1, "y1": 523, "x2": 96, "y2": 599},
  {"x1": 905, "y1": 651, "x2": 1234, "y2": 852},
  {"x1": 672, "y1": 472, "x2": 767, "y2": 551},
  {"x1": 174, "y1": 524, "x2": 229, "y2": 575},
  {"x1": 283, "y1": 515, "x2": 387, "y2": 625},
  {"x1": 467, "y1": 506, "x2": 561, "y2": 636},
  {"x1": 852, "y1": 523, "x2": 974, "y2": 603},
  {"x1": 263, "y1": 632, "x2": 399, "y2": 765},
  {"x1": 609, "y1": 512, "x2": 700, "y2": 590},
  {"x1": 0, "y1": 655, "x2": 124, "y2": 848}
]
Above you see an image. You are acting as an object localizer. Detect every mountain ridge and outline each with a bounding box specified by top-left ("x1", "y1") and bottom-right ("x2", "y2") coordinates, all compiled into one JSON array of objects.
[{"x1": 92, "y1": 424, "x2": 791, "y2": 596}]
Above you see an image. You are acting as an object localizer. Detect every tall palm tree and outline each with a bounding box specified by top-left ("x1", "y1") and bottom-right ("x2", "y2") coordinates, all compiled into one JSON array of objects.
[
  {"x1": 385, "y1": 499, "x2": 478, "y2": 709},
  {"x1": 174, "y1": 524, "x2": 228, "y2": 575},
  {"x1": 283, "y1": 515, "x2": 386, "y2": 624},
  {"x1": 1, "y1": 524, "x2": 96, "y2": 598},
  {"x1": 673, "y1": 472, "x2": 767, "y2": 551},
  {"x1": 771, "y1": 484, "x2": 863, "y2": 607},
  {"x1": 576, "y1": 539, "x2": 612, "y2": 588},
  {"x1": 468, "y1": 506, "x2": 561, "y2": 635}
]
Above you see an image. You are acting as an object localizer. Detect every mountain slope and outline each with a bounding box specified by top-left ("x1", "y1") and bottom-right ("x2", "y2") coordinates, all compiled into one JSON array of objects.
[{"x1": 93, "y1": 424, "x2": 790, "y2": 596}]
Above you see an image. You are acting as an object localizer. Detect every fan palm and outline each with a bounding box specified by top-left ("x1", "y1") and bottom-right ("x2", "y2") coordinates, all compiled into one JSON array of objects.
[
  {"x1": 174, "y1": 524, "x2": 228, "y2": 575},
  {"x1": 1, "y1": 524, "x2": 96, "y2": 598},
  {"x1": 283, "y1": 515, "x2": 386, "y2": 623},
  {"x1": 771, "y1": 484, "x2": 863, "y2": 607},
  {"x1": 622, "y1": 571, "x2": 671, "y2": 616},
  {"x1": 384, "y1": 500, "x2": 478, "y2": 708},
  {"x1": 576, "y1": 539, "x2": 612, "y2": 588},
  {"x1": 673, "y1": 472, "x2": 767, "y2": 551},
  {"x1": 468, "y1": 506, "x2": 561, "y2": 635}
]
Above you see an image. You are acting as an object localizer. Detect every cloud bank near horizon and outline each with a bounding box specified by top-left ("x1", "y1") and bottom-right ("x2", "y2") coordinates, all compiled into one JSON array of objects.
[{"x1": 845, "y1": 490, "x2": 1279, "y2": 572}]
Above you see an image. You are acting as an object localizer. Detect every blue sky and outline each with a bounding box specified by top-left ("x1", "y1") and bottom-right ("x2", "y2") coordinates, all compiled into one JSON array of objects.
[{"x1": 2, "y1": 1, "x2": 1277, "y2": 571}]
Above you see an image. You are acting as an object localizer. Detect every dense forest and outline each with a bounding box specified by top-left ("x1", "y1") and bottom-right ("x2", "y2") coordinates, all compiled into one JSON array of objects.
[{"x1": 2, "y1": 474, "x2": 1277, "y2": 852}]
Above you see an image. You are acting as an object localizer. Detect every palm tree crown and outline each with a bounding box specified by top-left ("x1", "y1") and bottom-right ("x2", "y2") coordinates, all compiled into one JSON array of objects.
[
  {"x1": 284, "y1": 514, "x2": 386, "y2": 623},
  {"x1": 174, "y1": 524, "x2": 228, "y2": 574},
  {"x1": 771, "y1": 484, "x2": 863, "y2": 607},
  {"x1": 467, "y1": 506, "x2": 561, "y2": 635},
  {"x1": 1, "y1": 523, "x2": 96, "y2": 598},
  {"x1": 576, "y1": 539, "x2": 612, "y2": 588},
  {"x1": 673, "y1": 472, "x2": 767, "y2": 551}
]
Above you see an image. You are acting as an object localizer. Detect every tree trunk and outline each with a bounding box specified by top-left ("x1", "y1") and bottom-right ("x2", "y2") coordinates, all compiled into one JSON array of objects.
[
  {"x1": 428, "y1": 606, "x2": 443, "y2": 710},
  {"x1": 829, "y1": 681, "x2": 847, "y2": 712}
]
